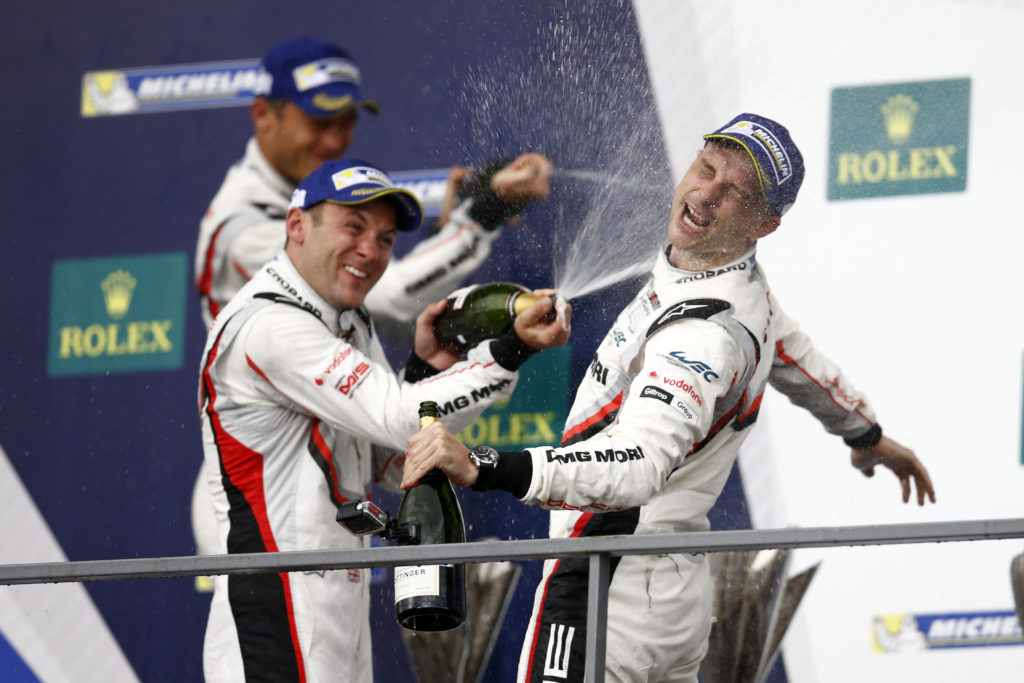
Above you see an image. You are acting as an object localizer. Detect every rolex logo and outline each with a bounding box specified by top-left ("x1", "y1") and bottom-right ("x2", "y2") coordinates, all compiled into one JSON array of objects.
[
  {"x1": 881, "y1": 94, "x2": 919, "y2": 145},
  {"x1": 100, "y1": 269, "x2": 137, "y2": 320}
]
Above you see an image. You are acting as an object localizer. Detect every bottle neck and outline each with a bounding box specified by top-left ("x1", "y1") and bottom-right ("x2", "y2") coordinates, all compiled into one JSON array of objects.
[{"x1": 420, "y1": 469, "x2": 448, "y2": 485}]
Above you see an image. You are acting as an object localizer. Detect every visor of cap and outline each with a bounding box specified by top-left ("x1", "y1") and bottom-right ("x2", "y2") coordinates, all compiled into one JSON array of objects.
[
  {"x1": 292, "y1": 83, "x2": 381, "y2": 118},
  {"x1": 325, "y1": 186, "x2": 423, "y2": 232}
]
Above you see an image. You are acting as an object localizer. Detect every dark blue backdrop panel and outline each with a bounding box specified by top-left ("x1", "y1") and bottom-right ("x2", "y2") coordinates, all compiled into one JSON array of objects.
[{"x1": 0, "y1": 2, "x2": 772, "y2": 681}]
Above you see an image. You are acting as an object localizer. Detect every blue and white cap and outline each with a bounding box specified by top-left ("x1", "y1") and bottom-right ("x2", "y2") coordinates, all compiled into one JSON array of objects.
[
  {"x1": 703, "y1": 113, "x2": 804, "y2": 216},
  {"x1": 289, "y1": 159, "x2": 424, "y2": 232},
  {"x1": 255, "y1": 36, "x2": 381, "y2": 118}
]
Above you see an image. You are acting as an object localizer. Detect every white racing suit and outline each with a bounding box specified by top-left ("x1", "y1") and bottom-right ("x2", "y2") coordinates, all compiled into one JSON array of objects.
[
  {"x1": 192, "y1": 138, "x2": 507, "y2": 557},
  {"x1": 515, "y1": 247, "x2": 878, "y2": 683},
  {"x1": 199, "y1": 253, "x2": 522, "y2": 683}
]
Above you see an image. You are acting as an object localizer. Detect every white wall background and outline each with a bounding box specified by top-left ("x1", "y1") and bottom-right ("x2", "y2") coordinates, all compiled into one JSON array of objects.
[{"x1": 633, "y1": 0, "x2": 1024, "y2": 679}]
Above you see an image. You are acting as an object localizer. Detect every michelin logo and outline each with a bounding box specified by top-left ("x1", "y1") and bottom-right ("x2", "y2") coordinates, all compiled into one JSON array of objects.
[
  {"x1": 82, "y1": 59, "x2": 267, "y2": 117},
  {"x1": 720, "y1": 120, "x2": 793, "y2": 184},
  {"x1": 872, "y1": 610, "x2": 1023, "y2": 652}
]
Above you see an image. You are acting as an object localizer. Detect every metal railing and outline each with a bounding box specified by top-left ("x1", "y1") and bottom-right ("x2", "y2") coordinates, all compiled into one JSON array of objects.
[{"x1": 2, "y1": 518, "x2": 1023, "y2": 683}]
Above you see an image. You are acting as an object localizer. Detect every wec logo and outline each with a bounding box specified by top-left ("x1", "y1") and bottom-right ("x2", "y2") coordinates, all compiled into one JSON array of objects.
[{"x1": 666, "y1": 351, "x2": 718, "y2": 381}]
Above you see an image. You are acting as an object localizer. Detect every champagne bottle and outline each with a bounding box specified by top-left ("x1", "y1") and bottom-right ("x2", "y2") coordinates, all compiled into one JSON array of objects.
[
  {"x1": 393, "y1": 401, "x2": 467, "y2": 631},
  {"x1": 433, "y1": 282, "x2": 544, "y2": 350}
]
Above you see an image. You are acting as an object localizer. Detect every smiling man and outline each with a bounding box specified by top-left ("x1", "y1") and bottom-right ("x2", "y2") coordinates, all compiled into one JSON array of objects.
[
  {"x1": 197, "y1": 158, "x2": 569, "y2": 683},
  {"x1": 402, "y1": 113, "x2": 935, "y2": 683},
  {"x1": 189, "y1": 35, "x2": 558, "y2": 564}
]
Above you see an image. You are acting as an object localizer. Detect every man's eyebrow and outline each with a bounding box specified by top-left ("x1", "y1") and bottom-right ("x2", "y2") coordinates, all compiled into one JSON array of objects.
[{"x1": 727, "y1": 182, "x2": 748, "y2": 197}]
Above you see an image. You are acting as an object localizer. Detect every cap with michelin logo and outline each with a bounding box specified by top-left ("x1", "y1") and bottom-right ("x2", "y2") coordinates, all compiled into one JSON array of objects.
[
  {"x1": 255, "y1": 36, "x2": 381, "y2": 118},
  {"x1": 703, "y1": 113, "x2": 804, "y2": 216},
  {"x1": 289, "y1": 159, "x2": 424, "y2": 232}
]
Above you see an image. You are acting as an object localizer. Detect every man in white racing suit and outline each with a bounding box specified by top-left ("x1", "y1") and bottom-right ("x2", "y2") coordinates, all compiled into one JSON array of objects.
[
  {"x1": 401, "y1": 113, "x2": 936, "y2": 683},
  {"x1": 192, "y1": 37, "x2": 550, "y2": 559},
  {"x1": 198, "y1": 157, "x2": 569, "y2": 682},
  {"x1": 194, "y1": 36, "x2": 524, "y2": 330}
]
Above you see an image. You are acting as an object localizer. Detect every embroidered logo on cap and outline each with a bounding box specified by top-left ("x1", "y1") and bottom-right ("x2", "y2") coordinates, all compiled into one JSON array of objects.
[
  {"x1": 292, "y1": 57, "x2": 361, "y2": 92},
  {"x1": 720, "y1": 120, "x2": 794, "y2": 185},
  {"x1": 330, "y1": 166, "x2": 394, "y2": 191}
]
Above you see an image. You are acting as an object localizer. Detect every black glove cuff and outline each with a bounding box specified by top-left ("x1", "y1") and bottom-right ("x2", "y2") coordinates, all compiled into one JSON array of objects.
[
  {"x1": 489, "y1": 331, "x2": 538, "y2": 371},
  {"x1": 844, "y1": 423, "x2": 883, "y2": 449},
  {"x1": 403, "y1": 353, "x2": 441, "y2": 382},
  {"x1": 473, "y1": 450, "x2": 533, "y2": 498},
  {"x1": 463, "y1": 159, "x2": 528, "y2": 231}
]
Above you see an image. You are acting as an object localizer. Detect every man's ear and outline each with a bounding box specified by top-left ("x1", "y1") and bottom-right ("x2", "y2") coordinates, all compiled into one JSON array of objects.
[
  {"x1": 251, "y1": 96, "x2": 273, "y2": 133},
  {"x1": 285, "y1": 207, "x2": 307, "y2": 245},
  {"x1": 753, "y1": 213, "x2": 781, "y2": 240}
]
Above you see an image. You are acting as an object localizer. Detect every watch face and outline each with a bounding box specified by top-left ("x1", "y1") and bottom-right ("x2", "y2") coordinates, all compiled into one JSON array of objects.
[{"x1": 471, "y1": 446, "x2": 498, "y2": 468}]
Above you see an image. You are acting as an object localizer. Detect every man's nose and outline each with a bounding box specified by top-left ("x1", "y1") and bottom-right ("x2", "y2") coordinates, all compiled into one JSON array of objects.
[
  {"x1": 319, "y1": 124, "x2": 352, "y2": 156},
  {"x1": 354, "y1": 233, "x2": 379, "y2": 262},
  {"x1": 694, "y1": 182, "x2": 721, "y2": 207}
]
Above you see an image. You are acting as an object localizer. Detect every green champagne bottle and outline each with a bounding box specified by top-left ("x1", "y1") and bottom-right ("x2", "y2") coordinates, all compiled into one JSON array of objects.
[
  {"x1": 393, "y1": 401, "x2": 467, "y2": 631},
  {"x1": 433, "y1": 282, "x2": 543, "y2": 350}
]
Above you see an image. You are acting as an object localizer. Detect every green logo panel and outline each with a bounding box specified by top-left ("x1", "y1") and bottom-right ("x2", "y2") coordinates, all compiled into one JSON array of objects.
[
  {"x1": 828, "y1": 78, "x2": 970, "y2": 200},
  {"x1": 47, "y1": 252, "x2": 188, "y2": 376},
  {"x1": 457, "y1": 345, "x2": 571, "y2": 450}
]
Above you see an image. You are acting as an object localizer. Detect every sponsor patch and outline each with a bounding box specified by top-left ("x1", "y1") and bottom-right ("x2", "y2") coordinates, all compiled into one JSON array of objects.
[
  {"x1": 663, "y1": 351, "x2": 719, "y2": 382},
  {"x1": 338, "y1": 362, "x2": 371, "y2": 396},
  {"x1": 588, "y1": 354, "x2": 610, "y2": 385},
  {"x1": 291, "y1": 57, "x2": 360, "y2": 92},
  {"x1": 640, "y1": 385, "x2": 696, "y2": 421},
  {"x1": 653, "y1": 372, "x2": 704, "y2": 408},
  {"x1": 674, "y1": 260, "x2": 748, "y2": 284},
  {"x1": 646, "y1": 298, "x2": 730, "y2": 339},
  {"x1": 544, "y1": 446, "x2": 645, "y2": 464},
  {"x1": 331, "y1": 166, "x2": 394, "y2": 191},
  {"x1": 316, "y1": 346, "x2": 355, "y2": 384},
  {"x1": 640, "y1": 385, "x2": 671, "y2": 404}
]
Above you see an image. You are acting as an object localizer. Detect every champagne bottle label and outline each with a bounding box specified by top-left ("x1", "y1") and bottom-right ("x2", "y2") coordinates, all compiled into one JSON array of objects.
[
  {"x1": 394, "y1": 565, "x2": 440, "y2": 602},
  {"x1": 446, "y1": 284, "x2": 477, "y2": 311}
]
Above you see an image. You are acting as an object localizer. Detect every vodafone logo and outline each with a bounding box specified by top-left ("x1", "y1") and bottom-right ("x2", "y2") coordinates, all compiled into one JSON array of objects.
[
  {"x1": 662, "y1": 376, "x2": 701, "y2": 406},
  {"x1": 315, "y1": 347, "x2": 355, "y2": 385}
]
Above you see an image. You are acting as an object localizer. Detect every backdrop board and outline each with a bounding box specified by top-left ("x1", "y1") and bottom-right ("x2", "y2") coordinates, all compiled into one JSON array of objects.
[{"x1": 3, "y1": 1, "x2": 1021, "y2": 682}]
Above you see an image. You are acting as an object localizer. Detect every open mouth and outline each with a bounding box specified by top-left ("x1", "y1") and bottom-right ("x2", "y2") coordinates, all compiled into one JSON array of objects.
[
  {"x1": 680, "y1": 204, "x2": 711, "y2": 233},
  {"x1": 344, "y1": 265, "x2": 368, "y2": 279}
]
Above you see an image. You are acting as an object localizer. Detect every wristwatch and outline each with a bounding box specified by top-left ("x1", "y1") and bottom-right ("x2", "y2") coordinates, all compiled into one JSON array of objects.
[{"x1": 468, "y1": 445, "x2": 500, "y2": 491}]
